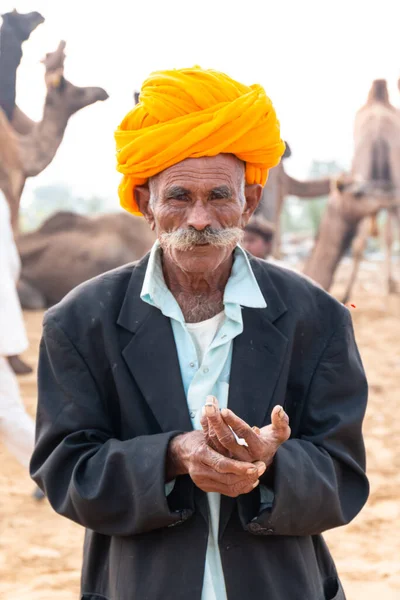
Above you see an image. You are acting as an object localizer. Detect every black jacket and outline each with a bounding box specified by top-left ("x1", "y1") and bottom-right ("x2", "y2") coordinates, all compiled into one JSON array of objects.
[{"x1": 30, "y1": 254, "x2": 369, "y2": 600}]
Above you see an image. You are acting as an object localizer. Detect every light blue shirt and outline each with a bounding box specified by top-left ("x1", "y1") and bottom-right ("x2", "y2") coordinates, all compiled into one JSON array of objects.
[{"x1": 141, "y1": 241, "x2": 267, "y2": 600}]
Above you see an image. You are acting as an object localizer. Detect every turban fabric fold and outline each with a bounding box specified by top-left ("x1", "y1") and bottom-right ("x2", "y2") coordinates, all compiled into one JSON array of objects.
[{"x1": 115, "y1": 66, "x2": 285, "y2": 215}]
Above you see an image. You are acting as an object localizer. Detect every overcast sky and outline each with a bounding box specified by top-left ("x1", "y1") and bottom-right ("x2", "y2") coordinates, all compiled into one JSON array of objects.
[{"x1": 2, "y1": 0, "x2": 400, "y2": 206}]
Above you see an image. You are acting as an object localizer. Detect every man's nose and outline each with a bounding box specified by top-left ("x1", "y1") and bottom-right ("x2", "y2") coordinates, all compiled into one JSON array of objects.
[{"x1": 186, "y1": 201, "x2": 212, "y2": 231}]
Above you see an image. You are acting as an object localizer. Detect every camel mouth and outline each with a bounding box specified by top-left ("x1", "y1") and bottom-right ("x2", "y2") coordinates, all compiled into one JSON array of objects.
[{"x1": 97, "y1": 89, "x2": 109, "y2": 102}]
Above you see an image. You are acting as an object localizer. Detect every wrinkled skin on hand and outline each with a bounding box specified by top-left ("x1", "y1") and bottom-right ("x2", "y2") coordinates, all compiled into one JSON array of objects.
[
  {"x1": 200, "y1": 396, "x2": 291, "y2": 468},
  {"x1": 169, "y1": 429, "x2": 267, "y2": 497}
]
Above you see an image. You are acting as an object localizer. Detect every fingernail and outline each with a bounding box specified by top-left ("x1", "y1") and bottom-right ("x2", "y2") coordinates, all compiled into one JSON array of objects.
[
  {"x1": 205, "y1": 404, "x2": 216, "y2": 415},
  {"x1": 257, "y1": 465, "x2": 266, "y2": 476},
  {"x1": 252, "y1": 480, "x2": 260, "y2": 488},
  {"x1": 206, "y1": 395, "x2": 217, "y2": 404},
  {"x1": 247, "y1": 467, "x2": 257, "y2": 475}
]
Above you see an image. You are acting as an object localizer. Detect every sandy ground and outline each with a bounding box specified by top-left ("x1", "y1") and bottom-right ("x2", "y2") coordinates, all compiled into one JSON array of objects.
[{"x1": 0, "y1": 261, "x2": 399, "y2": 600}]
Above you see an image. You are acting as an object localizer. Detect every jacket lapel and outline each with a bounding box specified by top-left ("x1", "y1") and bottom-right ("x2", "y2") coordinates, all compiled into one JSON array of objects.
[
  {"x1": 219, "y1": 257, "x2": 289, "y2": 539},
  {"x1": 117, "y1": 254, "x2": 193, "y2": 434}
]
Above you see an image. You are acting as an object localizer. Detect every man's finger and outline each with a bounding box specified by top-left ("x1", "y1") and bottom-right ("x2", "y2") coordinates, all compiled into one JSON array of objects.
[
  {"x1": 204, "y1": 397, "x2": 239, "y2": 452},
  {"x1": 201, "y1": 408, "x2": 231, "y2": 457},
  {"x1": 200, "y1": 412, "x2": 210, "y2": 436},
  {"x1": 220, "y1": 408, "x2": 263, "y2": 452},
  {"x1": 270, "y1": 405, "x2": 291, "y2": 441},
  {"x1": 203, "y1": 446, "x2": 258, "y2": 477},
  {"x1": 200, "y1": 476, "x2": 260, "y2": 497}
]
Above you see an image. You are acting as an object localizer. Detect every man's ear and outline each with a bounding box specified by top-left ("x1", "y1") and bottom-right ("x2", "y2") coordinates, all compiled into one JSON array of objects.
[
  {"x1": 241, "y1": 184, "x2": 263, "y2": 226},
  {"x1": 135, "y1": 185, "x2": 155, "y2": 229}
]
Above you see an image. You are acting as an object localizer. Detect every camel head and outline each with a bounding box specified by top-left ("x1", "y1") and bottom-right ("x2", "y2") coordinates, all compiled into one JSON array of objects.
[
  {"x1": 1, "y1": 10, "x2": 44, "y2": 41},
  {"x1": 45, "y1": 75, "x2": 109, "y2": 117},
  {"x1": 333, "y1": 174, "x2": 394, "y2": 222},
  {"x1": 366, "y1": 79, "x2": 391, "y2": 106},
  {"x1": 42, "y1": 41, "x2": 109, "y2": 118}
]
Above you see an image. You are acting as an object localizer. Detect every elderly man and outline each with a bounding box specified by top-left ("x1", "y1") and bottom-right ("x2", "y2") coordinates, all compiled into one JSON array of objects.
[{"x1": 31, "y1": 67, "x2": 368, "y2": 600}]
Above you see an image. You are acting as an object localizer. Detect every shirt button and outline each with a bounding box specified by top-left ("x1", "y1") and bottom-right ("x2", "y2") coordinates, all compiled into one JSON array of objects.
[
  {"x1": 189, "y1": 410, "x2": 196, "y2": 418},
  {"x1": 189, "y1": 362, "x2": 195, "y2": 368},
  {"x1": 203, "y1": 367, "x2": 209, "y2": 374}
]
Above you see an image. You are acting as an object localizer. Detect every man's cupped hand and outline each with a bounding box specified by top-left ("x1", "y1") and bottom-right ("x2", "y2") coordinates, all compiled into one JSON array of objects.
[
  {"x1": 167, "y1": 397, "x2": 290, "y2": 497},
  {"x1": 200, "y1": 395, "x2": 290, "y2": 469}
]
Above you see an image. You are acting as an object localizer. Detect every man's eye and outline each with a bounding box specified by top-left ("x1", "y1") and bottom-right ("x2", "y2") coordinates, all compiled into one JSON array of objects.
[{"x1": 167, "y1": 195, "x2": 188, "y2": 202}]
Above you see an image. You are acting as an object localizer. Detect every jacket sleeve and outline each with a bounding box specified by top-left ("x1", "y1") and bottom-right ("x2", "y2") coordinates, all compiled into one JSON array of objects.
[
  {"x1": 241, "y1": 309, "x2": 369, "y2": 537},
  {"x1": 30, "y1": 317, "x2": 194, "y2": 536}
]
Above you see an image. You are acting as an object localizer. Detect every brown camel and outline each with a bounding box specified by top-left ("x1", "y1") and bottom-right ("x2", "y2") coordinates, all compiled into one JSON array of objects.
[
  {"x1": 0, "y1": 38, "x2": 108, "y2": 231},
  {"x1": 256, "y1": 142, "x2": 331, "y2": 258},
  {"x1": 16, "y1": 211, "x2": 156, "y2": 309},
  {"x1": 350, "y1": 78, "x2": 400, "y2": 295},
  {"x1": 303, "y1": 79, "x2": 400, "y2": 300},
  {"x1": 303, "y1": 175, "x2": 396, "y2": 298},
  {"x1": 0, "y1": 10, "x2": 45, "y2": 376}
]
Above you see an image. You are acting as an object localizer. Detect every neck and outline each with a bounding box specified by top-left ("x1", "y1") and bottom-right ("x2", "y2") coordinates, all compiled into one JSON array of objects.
[
  {"x1": 18, "y1": 101, "x2": 69, "y2": 177},
  {"x1": 303, "y1": 202, "x2": 356, "y2": 289},
  {"x1": 162, "y1": 250, "x2": 234, "y2": 323}
]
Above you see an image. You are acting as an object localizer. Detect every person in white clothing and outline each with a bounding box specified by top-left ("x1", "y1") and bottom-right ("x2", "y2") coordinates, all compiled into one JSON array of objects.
[{"x1": 0, "y1": 190, "x2": 44, "y2": 498}]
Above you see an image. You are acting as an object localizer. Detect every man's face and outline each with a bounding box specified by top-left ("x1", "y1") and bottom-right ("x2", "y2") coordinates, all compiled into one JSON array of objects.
[
  {"x1": 137, "y1": 154, "x2": 262, "y2": 273},
  {"x1": 243, "y1": 231, "x2": 272, "y2": 259}
]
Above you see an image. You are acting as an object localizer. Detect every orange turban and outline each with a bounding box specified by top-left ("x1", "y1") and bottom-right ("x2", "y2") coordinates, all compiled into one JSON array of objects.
[{"x1": 115, "y1": 66, "x2": 285, "y2": 215}]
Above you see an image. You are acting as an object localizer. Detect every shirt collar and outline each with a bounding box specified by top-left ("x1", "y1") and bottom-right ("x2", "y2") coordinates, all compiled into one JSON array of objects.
[{"x1": 140, "y1": 240, "x2": 266, "y2": 322}]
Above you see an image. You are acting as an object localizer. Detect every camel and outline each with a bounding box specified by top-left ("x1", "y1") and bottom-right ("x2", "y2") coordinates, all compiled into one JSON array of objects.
[
  {"x1": 16, "y1": 211, "x2": 157, "y2": 309},
  {"x1": 0, "y1": 9, "x2": 44, "y2": 122},
  {"x1": 303, "y1": 79, "x2": 400, "y2": 300},
  {"x1": 0, "y1": 28, "x2": 108, "y2": 231},
  {"x1": 303, "y1": 174, "x2": 396, "y2": 299},
  {"x1": 256, "y1": 142, "x2": 331, "y2": 258},
  {"x1": 349, "y1": 79, "x2": 400, "y2": 295}
]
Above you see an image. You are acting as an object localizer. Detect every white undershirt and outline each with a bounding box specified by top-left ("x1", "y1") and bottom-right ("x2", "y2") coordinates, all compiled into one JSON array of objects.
[{"x1": 185, "y1": 311, "x2": 225, "y2": 365}]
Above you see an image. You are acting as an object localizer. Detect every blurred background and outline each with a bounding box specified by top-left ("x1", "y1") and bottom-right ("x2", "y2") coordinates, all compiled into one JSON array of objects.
[{"x1": 0, "y1": 1, "x2": 399, "y2": 599}]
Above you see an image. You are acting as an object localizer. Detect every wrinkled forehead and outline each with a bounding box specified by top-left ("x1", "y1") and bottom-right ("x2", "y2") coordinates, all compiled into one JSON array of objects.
[{"x1": 155, "y1": 154, "x2": 245, "y2": 193}]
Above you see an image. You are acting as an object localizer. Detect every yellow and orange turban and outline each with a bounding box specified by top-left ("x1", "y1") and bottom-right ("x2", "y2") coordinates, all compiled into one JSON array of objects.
[{"x1": 115, "y1": 66, "x2": 285, "y2": 215}]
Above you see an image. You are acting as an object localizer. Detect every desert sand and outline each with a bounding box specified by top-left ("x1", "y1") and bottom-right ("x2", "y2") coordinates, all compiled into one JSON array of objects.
[{"x1": 0, "y1": 261, "x2": 399, "y2": 600}]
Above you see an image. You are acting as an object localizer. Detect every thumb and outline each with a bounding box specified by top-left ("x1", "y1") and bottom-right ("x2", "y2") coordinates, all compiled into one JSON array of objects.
[
  {"x1": 271, "y1": 405, "x2": 290, "y2": 435},
  {"x1": 257, "y1": 407, "x2": 290, "y2": 442}
]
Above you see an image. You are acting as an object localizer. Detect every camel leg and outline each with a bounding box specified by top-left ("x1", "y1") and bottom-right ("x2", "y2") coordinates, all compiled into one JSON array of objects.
[
  {"x1": 17, "y1": 278, "x2": 47, "y2": 310},
  {"x1": 341, "y1": 218, "x2": 370, "y2": 304},
  {"x1": 384, "y1": 211, "x2": 397, "y2": 295}
]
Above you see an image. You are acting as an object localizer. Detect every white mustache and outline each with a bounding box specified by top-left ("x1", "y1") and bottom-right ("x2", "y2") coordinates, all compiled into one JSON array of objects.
[{"x1": 159, "y1": 227, "x2": 243, "y2": 251}]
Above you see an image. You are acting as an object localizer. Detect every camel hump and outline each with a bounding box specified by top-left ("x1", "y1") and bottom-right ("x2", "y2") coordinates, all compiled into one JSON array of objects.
[
  {"x1": 367, "y1": 79, "x2": 392, "y2": 107},
  {"x1": 38, "y1": 211, "x2": 89, "y2": 235}
]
